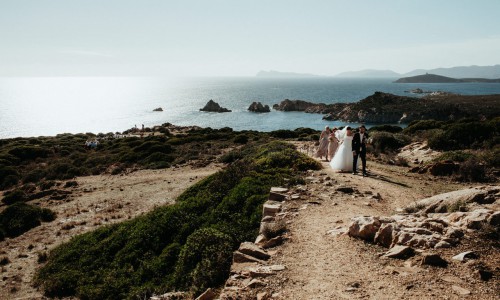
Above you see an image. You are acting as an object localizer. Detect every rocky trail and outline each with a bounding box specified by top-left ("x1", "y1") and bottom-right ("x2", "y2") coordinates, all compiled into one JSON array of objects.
[{"x1": 214, "y1": 150, "x2": 499, "y2": 300}]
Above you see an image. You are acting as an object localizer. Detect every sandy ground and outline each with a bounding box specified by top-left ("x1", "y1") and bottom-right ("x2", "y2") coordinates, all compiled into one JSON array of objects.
[
  {"x1": 0, "y1": 163, "x2": 221, "y2": 300},
  {"x1": 262, "y1": 148, "x2": 499, "y2": 300}
]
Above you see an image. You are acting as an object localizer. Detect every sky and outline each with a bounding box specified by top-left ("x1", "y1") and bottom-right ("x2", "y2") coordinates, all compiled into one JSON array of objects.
[{"x1": 1, "y1": 0, "x2": 500, "y2": 77}]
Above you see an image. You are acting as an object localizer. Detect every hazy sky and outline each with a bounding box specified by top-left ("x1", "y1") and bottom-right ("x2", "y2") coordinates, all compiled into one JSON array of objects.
[{"x1": 1, "y1": 0, "x2": 499, "y2": 76}]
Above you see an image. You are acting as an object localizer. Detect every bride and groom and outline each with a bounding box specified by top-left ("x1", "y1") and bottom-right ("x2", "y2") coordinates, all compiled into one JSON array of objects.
[{"x1": 329, "y1": 125, "x2": 369, "y2": 176}]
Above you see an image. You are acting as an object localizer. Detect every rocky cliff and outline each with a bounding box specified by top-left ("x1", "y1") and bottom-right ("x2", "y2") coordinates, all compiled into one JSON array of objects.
[{"x1": 273, "y1": 92, "x2": 500, "y2": 124}]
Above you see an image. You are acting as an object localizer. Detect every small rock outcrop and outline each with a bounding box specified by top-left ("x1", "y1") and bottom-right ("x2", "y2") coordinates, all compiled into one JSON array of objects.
[
  {"x1": 248, "y1": 102, "x2": 270, "y2": 113},
  {"x1": 347, "y1": 186, "x2": 499, "y2": 250},
  {"x1": 152, "y1": 107, "x2": 163, "y2": 112},
  {"x1": 272, "y1": 99, "x2": 327, "y2": 112},
  {"x1": 200, "y1": 100, "x2": 231, "y2": 113}
]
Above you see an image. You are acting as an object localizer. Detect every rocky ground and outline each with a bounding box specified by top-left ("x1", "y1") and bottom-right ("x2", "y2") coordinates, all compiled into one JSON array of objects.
[
  {"x1": 212, "y1": 144, "x2": 499, "y2": 300},
  {"x1": 1, "y1": 140, "x2": 498, "y2": 300}
]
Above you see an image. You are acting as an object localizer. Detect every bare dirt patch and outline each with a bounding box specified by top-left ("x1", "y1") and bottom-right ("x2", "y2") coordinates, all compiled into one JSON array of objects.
[{"x1": 0, "y1": 163, "x2": 220, "y2": 300}]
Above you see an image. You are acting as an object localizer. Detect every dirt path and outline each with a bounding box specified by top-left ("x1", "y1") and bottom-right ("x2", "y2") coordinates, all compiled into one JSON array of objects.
[
  {"x1": 0, "y1": 164, "x2": 220, "y2": 300},
  {"x1": 266, "y1": 157, "x2": 498, "y2": 300}
]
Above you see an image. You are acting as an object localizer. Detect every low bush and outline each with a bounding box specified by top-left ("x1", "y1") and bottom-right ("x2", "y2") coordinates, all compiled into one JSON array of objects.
[
  {"x1": 428, "y1": 119, "x2": 497, "y2": 151},
  {"x1": 370, "y1": 132, "x2": 411, "y2": 154},
  {"x1": 35, "y1": 141, "x2": 320, "y2": 299},
  {"x1": 233, "y1": 134, "x2": 249, "y2": 144},
  {"x1": 8, "y1": 145, "x2": 51, "y2": 161},
  {"x1": 434, "y1": 151, "x2": 476, "y2": 163},
  {"x1": 269, "y1": 130, "x2": 299, "y2": 139},
  {"x1": 456, "y1": 157, "x2": 488, "y2": 182},
  {"x1": 0, "y1": 203, "x2": 56, "y2": 238},
  {"x1": 2, "y1": 189, "x2": 27, "y2": 205},
  {"x1": 369, "y1": 124, "x2": 403, "y2": 133},
  {"x1": 403, "y1": 119, "x2": 445, "y2": 134}
]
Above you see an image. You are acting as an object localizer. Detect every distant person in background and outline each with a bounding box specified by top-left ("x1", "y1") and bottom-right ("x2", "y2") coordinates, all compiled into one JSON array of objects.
[
  {"x1": 352, "y1": 125, "x2": 369, "y2": 176},
  {"x1": 314, "y1": 126, "x2": 331, "y2": 161},
  {"x1": 327, "y1": 127, "x2": 339, "y2": 161}
]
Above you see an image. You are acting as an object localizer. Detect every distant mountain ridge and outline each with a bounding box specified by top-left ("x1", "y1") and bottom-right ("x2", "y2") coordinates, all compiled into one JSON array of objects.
[
  {"x1": 394, "y1": 73, "x2": 500, "y2": 83},
  {"x1": 256, "y1": 70, "x2": 321, "y2": 78},
  {"x1": 257, "y1": 65, "x2": 500, "y2": 79},
  {"x1": 335, "y1": 64, "x2": 500, "y2": 79},
  {"x1": 334, "y1": 69, "x2": 401, "y2": 78}
]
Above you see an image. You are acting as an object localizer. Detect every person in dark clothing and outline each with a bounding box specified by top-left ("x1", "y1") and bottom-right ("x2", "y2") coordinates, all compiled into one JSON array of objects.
[{"x1": 352, "y1": 125, "x2": 369, "y2": 176}]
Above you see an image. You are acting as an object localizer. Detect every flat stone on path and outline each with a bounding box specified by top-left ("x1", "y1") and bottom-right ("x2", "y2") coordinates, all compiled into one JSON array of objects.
[
  {"x1": 383, "y1": 245, "x2": 414, "y2": 259},
  {"x1": 233, "y1": 251, "x2": 266, "y2": 264},
  {"x1": 238, "y1": 242, "x2": 270, "y2": 260},
  {"x1": 271, "y1": 187, "x2": 289, "y2": 193},
  {"x1": 452, "y1": 251, "x2": 478, "y2": 262},
  {"x1": 452, "y1": 285, "x2": 471, "y2": 295}
]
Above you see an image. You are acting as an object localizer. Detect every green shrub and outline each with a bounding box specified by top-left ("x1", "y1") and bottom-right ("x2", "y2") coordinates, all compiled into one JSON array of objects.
[
  {"x1": 219, "y1": 150, "x2": 243, "y2": 164},
  {"x1": 428, "y1": 120, "x2": 496, "y2": 151},
  {"x1": 173, "y1": 228, "x2": 233, "y2": 295},
  {"x1": 0, "y1": 166, "x2": 20, "y2": 190},
  {"x1": 403, "y1": 119, "x2": 445, "y2": 134},
  {"x1": 0, "y1": 203, "x2": 56, "y2": 238},
  {"x1": 370, "y1": 132, "x2": 411, "y2": 153},
  {"x1": 233, "y1": 134, "x2": 249, "y2": 144},
  {"x1": 456, "y1": 157, "x2": 488, "y2": 182},
  {"x1": 35, "y1": 141, "x2": 319, "y2": 299},
  {"x1": 434, "y1": 151, "x2": 476, "y2": 163},
  {"x1": 369, "y1": 124, "x2": 403, "y2": 133},
  {"x1": 269, "y1": 130, "x2": 299, "y2": 139},
  {"x1": 2, "y1": 189, "x2": 27, "y2": 205},
  {"x1": 481, "y1": 147, "x2": 500, "y2": 168},
  {"x1": 8, "y1": 146, "x2": 51, "y2": 160},
  {"x1": 23, "y1": 168, "x2": 47, "y2": 183}
]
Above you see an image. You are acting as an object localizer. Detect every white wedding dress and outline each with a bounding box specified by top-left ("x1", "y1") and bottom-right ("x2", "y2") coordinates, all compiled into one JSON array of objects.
[{"x1": 329, "y1": 130, "x2": 353, "y2": 172}]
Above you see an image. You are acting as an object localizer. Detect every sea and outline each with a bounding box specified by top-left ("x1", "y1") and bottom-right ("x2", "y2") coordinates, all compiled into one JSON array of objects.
[{"x1": 1, "y1": 76, "x2": 500, "y2": 139}]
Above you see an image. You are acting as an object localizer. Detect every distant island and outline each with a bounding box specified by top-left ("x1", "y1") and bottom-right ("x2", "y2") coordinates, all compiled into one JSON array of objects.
[{"x1": 394, "y1": 73, "x2": 500, "y2": 83}]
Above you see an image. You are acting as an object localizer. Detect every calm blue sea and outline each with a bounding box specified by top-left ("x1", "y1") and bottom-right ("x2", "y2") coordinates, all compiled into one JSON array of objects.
[{"x1": 1, "y1": 77, "x2": 500, "y2": 138}]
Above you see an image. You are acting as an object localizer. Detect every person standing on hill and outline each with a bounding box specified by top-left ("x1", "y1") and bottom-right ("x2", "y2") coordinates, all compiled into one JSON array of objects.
[
  {"x1": 352, "y1": 125, "x2": 369, "y2": 176},
  {"x1": 315, "y1": 126, "x2": 331, "y2": 161},
  {"x1": 327, "y1": 127, "x2": 339, "y2": 161}
]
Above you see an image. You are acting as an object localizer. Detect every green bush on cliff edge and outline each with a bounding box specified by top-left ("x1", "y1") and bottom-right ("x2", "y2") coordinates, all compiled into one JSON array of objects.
[{"x1": 35, "y1": 141, "x2": 320, "y2": 299}]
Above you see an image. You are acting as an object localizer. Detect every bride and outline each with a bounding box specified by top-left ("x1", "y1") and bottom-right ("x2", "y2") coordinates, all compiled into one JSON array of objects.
[{"x1": 329, "y1": 126, "x2": 354, "y2": 172}]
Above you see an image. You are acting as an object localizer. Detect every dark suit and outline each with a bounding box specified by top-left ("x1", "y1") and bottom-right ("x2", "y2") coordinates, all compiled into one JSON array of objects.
[{"x1": 352, "y1": 131, "x2": 368, "y2": 174}]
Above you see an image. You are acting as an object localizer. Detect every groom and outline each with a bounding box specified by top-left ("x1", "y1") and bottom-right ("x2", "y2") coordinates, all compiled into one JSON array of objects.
[{"x1": 352, "y1": 125, "x2": 369, "y2": 176}]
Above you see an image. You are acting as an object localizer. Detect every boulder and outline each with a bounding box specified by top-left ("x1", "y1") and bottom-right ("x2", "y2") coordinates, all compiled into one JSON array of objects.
[
  {"x1": 238, "y1": 242, "x2": 270, "y2": 260},
  {"x1": 348, "y1": 216, "x2": 381, "y2": 241},
  {"x1": 383, "y1": 245, "x2": 414, "y2": 259},
  {"x1": 420, "y1": 253, "x2": 448, "y2": 267},
  {"x1": 374, "y1": 223, "x2": 396, "y2": 248},
  {"x1": 200, "y1": 100, "x2": 231, "y2": 113},
  {"x1": 248, "y1": 102, "x2": 270, "y2": 113},
  {"x1": 487, "y1": 211, "x2": 500, "y2": 226}
]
